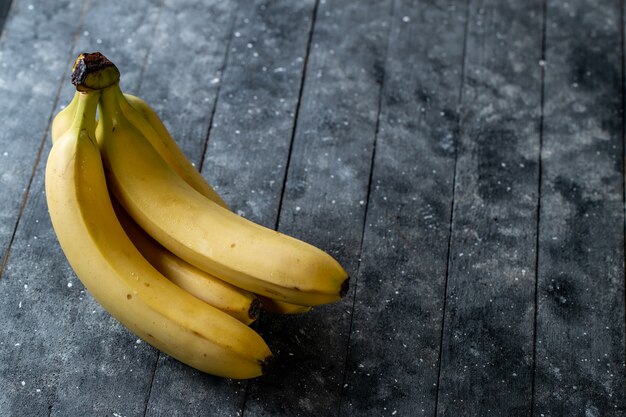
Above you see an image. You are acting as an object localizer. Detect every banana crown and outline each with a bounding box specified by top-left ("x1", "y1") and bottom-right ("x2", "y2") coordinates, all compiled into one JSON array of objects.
[{"x1": 72, "y1": 52, "x2": 120, "y2": 92}]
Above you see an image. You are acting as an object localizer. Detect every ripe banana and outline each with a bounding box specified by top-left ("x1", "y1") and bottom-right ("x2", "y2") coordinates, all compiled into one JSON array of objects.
[
  {"x1": 45, "y1": 89, "x2": 272, "y2": 378},
  {"x1": 112, "y1": 199, "x2": 261, "y2": 325},
  {"x1": 96, "y1": 84, "x2": 349, "y2": 306},
  {"x1": 118, "y1": 89, "x2": 313, "y2": 313}
]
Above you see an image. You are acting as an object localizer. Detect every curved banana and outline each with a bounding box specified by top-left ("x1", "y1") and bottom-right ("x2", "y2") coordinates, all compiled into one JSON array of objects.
[
  {"x1": 112, "y1": 199, "x2": 261, "y2": 325},
  {"x1": 46, "y1": 90, "x2": 272, "y2": 378},
  {"x1": 119, "y1": 89, "x2": 309, "y2": 313},
  {"x1": 96, "y1": 84, "x2": 349, "y2": 307}
]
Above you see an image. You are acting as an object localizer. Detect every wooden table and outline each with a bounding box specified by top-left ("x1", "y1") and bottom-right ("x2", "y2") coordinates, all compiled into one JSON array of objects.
[{"x1": 0, "y1": 0, "x2": 624, "y2": 416}]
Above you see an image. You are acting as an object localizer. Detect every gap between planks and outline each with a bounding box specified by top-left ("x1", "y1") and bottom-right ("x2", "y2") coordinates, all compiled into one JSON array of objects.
[
  {"x1": 196, "y1": 2, "x2": 240, "y2": 175},
  {"x1": 272, "y1": 0, "x2": 321, "y2": 231},
  {"x1": 529, "y1": 0, "x2": 548, "y2": 413},
  {"x1": 607, "y1": 0, "x2": 626, "y2": 411},
  {"x1": 433, "y1": 0, "x2": 472, "y2": 413},
  {"x1": 336, "y1": 0, "x2": 395, "y2": 410},
  {"x1": 238, "y1": 1, "x2": 321, "y2": 415}
]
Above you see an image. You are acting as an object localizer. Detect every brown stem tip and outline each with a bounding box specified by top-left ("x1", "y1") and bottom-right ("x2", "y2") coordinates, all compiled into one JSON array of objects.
[
  {"x1": 340, "y1": 276, "x2": 350, "y2": 298},
  {"x1": 71, "y1": 52, "x2": 120, "y2": 91},
  {"x1": 260, "y1": 355, "x2": 274, "y2": 376},
  {"x1": 249, "y1": 297, "x2": 262, "y2": 320}
]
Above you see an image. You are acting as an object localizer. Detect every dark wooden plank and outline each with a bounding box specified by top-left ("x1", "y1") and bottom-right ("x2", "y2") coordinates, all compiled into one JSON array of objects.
[
  {"x1": 202, "y1": 0, "x2": 317, "y2": 227},
  {"x1": 434, "y1": 1, "x2": 544, "y2": 415},
  {"x1": 339, "y1": 1, "x2": 468, "y2": 415},
  {"x1": 240, "y1": 1, "x2": 392, "y2": 415},
  {"x1": 134, "y1": 0, "x2": 237, "y2": 169},
  {"x1": 0, "y1": 0, "x2": 84, "y2": 272},
  {"x1": 534, "y1": 0, "x2": 626, "y2": 415}
]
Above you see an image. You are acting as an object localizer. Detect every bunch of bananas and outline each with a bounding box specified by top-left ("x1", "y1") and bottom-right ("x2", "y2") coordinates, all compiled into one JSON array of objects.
[{"x1": 45, "y1": 52, "x2": 349, "y2": 379}]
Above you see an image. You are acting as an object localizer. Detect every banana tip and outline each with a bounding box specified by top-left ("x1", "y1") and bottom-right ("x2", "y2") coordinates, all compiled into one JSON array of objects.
[
  {"x1": 340, "y1": 276, "x2": 350, "y2": 298},
  {"x1": 260, "y1": 355, "x2": 274, "y2": 376},
  {"x1": 249, "y1": 297, "x2": 261, "y2": 320}
]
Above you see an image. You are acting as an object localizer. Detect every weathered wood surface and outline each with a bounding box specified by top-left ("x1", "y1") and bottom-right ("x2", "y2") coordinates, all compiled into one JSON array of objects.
[
  {"x1": 243, "y1": 0, "x2": 391, "y2": 415},
  {"x1": 436, "y1": 0, "x2": 543, "y2": 415},
  {"x1": 341, "y1": 1, "x2": 466, "y2": 416},
  {"x1": 534, "y1": 0, "x2": 626, "y2": 414},
  {"x1": 1, "y1": 0, "x2": 625, "y2": 416}
]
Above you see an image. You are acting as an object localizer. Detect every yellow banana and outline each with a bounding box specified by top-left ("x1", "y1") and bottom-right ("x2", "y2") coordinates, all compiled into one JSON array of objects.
[
  {"x1": 96, "y1": 84, "x2": 349, "y2": 306},
  {"x1": 118, "y1": 89, "x2": 311, "y2": 313},
  {"x1": 112, "y1": 199, "x2": 261, "y2": 325},
  {"x1": 45, "y1": 89, "x2": 272, "y2": 379}
]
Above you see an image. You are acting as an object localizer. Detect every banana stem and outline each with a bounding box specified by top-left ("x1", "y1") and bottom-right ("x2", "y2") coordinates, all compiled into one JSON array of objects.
[
  {"x1": 68, "y1": 91, "x2": 100, "y2": 138},
  {"x1": 98, "y1": 83, "x2": 125, "y2": 130}
]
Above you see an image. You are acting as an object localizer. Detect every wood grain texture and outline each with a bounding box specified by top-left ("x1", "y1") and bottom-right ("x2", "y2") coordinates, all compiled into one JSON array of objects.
[
  {"x1": 201, "y1": 0, "x2": 317, "y2": 227},
  {"x1": 144, "y1": 1, "x2": 318, "y2": 415},
  {"x1": 340, "y1": 1, "x2": 467, "y2": 415},
  {"x1": 241, "y1": 0, "x2": 392, "y2": 415},
  {"x1": 435, "y1": 0, "x2": 543, "y2": 416},
  {"x1": 534, "y1": 0, "x2": 626, "y2": 415},
  {"x1": 134, "y1": 0, "x2": 237, "y2": 168}
]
